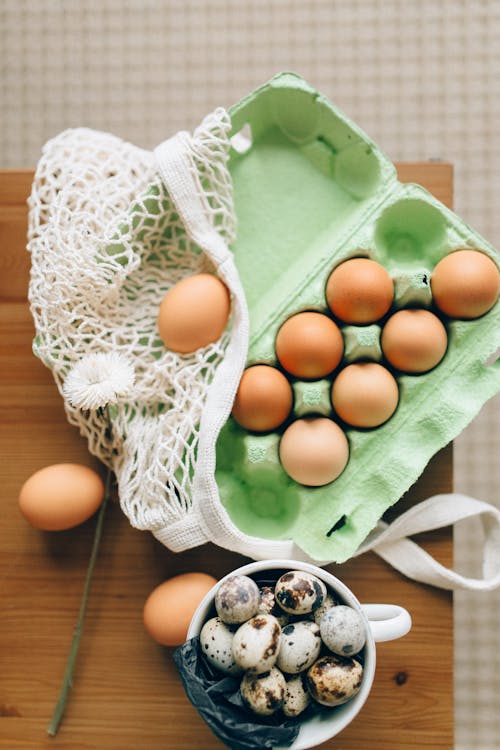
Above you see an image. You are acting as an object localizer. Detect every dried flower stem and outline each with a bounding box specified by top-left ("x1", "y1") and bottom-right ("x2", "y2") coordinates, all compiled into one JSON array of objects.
[{"x1": 47, "y1": 414, "x2": 113, "y2": 737}]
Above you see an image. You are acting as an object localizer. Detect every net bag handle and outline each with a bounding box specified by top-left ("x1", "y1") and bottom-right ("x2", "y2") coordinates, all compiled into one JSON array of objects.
[{"x1": 356, "y1": 493, "x2": 500, "y2": 591}]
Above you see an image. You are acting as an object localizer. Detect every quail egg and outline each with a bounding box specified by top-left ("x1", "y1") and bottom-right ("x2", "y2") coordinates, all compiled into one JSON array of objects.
[
  {"x1": 277, "y1": 621, "x2": 322, "y2": 674},
  {"x1": 215, "y1": 575, "x2": 260, "y2": 624},
  {"x1": 240, "y1": 667, "x2": 286, "y2": 716},
  {"x1": 307, "y1": 654, "x2": 363, "y2": 706},
  {"x1": 283, "y1": 674, "x2": 311, "y2": 717},
  {"x1": 232, "y1": 614, "x2": 281, "y2": 674},
  {"x1": 312, "y1": 593, "x2": 337, "y2": 625},
  {"x1": 258, "y1": 586, "x2": 276, "y2": 615},
  {"x1": 199, "y1": 617, "x2": 242, "y2": 676},
  {"x1": 257, "y1": 586, "x2": 290, "y2": 627},
  {"x1": 275, "y1": 570, "x2": 326, "y2": 615},
  {"x1": 320, "y1": 605, "x2": 366, "y2": 656}
]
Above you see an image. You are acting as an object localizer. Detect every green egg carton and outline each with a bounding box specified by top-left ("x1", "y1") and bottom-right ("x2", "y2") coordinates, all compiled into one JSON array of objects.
[{"x1": 215, "y1": 72, "x2": 500, "y2": 563}]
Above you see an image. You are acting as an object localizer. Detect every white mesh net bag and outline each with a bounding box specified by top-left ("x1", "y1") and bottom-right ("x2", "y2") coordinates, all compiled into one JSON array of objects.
[{"x1": 27, "y1": 109, "x2": 305, "y2": 559}]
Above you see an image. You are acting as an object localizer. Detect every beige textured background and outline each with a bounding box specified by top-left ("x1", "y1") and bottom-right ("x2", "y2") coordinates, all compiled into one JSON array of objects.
[{"x1": 2, "y1": 1, "x2": 500, "y2": 747}]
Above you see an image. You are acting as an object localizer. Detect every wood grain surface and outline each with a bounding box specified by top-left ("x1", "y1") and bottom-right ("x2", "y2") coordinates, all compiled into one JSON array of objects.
[{"x1": 0, "y1": 165, "x2": 454, "y2": 750}]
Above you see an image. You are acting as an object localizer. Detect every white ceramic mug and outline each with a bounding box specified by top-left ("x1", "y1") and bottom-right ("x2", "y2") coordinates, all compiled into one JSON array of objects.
[{"x1": 187, "y1": 559, "x2": 412, "y2": 750}]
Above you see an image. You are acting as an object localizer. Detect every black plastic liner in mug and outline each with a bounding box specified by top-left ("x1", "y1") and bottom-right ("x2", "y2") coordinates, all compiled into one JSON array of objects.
[{"x1": 173, "y1": 569, "x2": 366, "y2": 750}]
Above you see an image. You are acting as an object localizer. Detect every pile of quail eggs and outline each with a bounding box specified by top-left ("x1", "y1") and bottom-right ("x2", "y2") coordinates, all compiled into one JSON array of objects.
[{"x1": 199, "y1": 570, "x2": 366, "y2": 718}]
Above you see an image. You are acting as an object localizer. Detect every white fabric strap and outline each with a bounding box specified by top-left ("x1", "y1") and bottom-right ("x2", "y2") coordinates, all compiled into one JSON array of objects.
[
  {"x1": 154, "y1": 128, "x2": 254, "y2": 551},
  {"x1": 155, "y1": 131, "x2": 231, "y2": 268},
  {"x1": 155, "y1": 125, "x2": 300, "y2": 561},
  {"x1": 356, "y1": 493, "x2": 500, "y2": 591}
]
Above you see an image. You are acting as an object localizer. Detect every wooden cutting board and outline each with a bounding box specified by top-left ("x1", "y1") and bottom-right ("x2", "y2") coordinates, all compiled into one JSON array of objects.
[{"x1": 0, "y1": 164, "x2": 453, "y2": 750}]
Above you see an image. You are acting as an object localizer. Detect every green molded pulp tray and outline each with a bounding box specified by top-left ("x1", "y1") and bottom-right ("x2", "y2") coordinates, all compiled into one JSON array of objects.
[{"x1": 215, "y1": 72, "x2": 500, "y2": 563}]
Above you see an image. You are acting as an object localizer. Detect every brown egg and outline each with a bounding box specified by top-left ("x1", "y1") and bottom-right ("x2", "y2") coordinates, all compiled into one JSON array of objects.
[
  {"x1": 381, "y1": 309, "x2": 447, "y2": 373},
  {"x1": 18, "y1": 463, "x2": 104, "y2": 531},
  {"x1": 143, "y1": 572, "x2": 217, "y2": 647},
  {"x1": 276, "y1": 312, "x2": 344, "y2": 379},
  {"x1": 332, "y1": 363, "x2": 399, "y2": 427},
  {"x1": 279, "y1": 418, "x2": 349, "y2": 486},
  {"x1": 158, "y1": 273, "x2": 230, "y2": 353},
  {"x1": 326, "y1": 257, "x2": 394, "y2": 323},
  {"x1": 232, "y1": 365, "x2": 293, "y2": 432},
  {"x1": 431, "y1": 249, "x2": 500, "y2": 319}
]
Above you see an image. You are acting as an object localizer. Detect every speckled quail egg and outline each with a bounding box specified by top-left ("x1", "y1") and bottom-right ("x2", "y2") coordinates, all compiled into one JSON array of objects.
[
  {"x1": 257, "y1": 586, "x2": 290, "y2": 627},
  {"x1": 240, "y1": 667, "x2": 286, "y2": 716},
  {"x1": 215, "y1": 575, "x2": 260, "y2": 624},
  {"x1": 258, "y1": 586, "x2": 275, "y2": 614},
  {"x1": 277, "y1": 621, "x2": 322, "y2": 674},
  {"x1": 307, "y1": 654, "x2": 363, "y2": 706},
  {"x1": 199, "y1": 617, "x2": 242, "y2": 676},
  {"x1": 320, "y1": 605, "x2": 366, "y2": 656},
  {"x1": 283, "y1": 674, "x2": 311, "y2": 717},
  {"x1": 232, "y1": 614, "x2": 282, "y2": 674},
  {"x1": 312, "y1": 593, "x2": 337, "y2": 626},
  {"x1": 275, "y1": 570, "x2": 327, "y2": 615}
]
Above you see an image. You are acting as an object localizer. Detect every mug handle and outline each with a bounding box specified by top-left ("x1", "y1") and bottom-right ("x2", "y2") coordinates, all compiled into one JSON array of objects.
[{"x1": 361, "y1": 604, "x2": 412, "y2": 643}]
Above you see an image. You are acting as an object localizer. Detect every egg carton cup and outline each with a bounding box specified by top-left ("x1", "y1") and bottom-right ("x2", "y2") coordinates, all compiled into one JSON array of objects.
[{"x1": 27, "y1": 73, "x2": 500, "y2": 589}]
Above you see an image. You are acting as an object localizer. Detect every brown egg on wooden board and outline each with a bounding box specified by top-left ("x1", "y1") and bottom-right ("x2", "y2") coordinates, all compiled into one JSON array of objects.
[
  {"x1": 279, "y1": 417, "x2": 349, "y2": 486},
  {"x1": 232, "y1": 365, "x2": 293, "y2": 432},
  {"x1": 331, "y1": 363, "x2": 399, "y2": 428},
  {"x1": 276, "y1": 312, "x2": 344, "y2": 379},
  {"x1": 157, "y1": 273, "x2": 230, "y2": 353},
  {"x1": 143, "y1": 572, "x2": 217, "y2": 647},
  {"x1": 381, "y1": 309, "x2": 448, "y2": 373},
  {"x1": 431, "y1": 249, "x2": 500, "y2": 319},
  {"x1": 18, "y1": 463, "x2": 104, "y2": 531},
  {"x1": 326, "y1": 257, "x2": 394, "y2": 324}
]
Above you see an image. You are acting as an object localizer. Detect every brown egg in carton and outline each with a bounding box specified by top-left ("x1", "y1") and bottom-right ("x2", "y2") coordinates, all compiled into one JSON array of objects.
[
  {"x1": 231, "y1": 219, "x2": 500, "y2": 456},
  {"x1": 217, "y1": 219, "x2": 500, "y2": 555}
]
